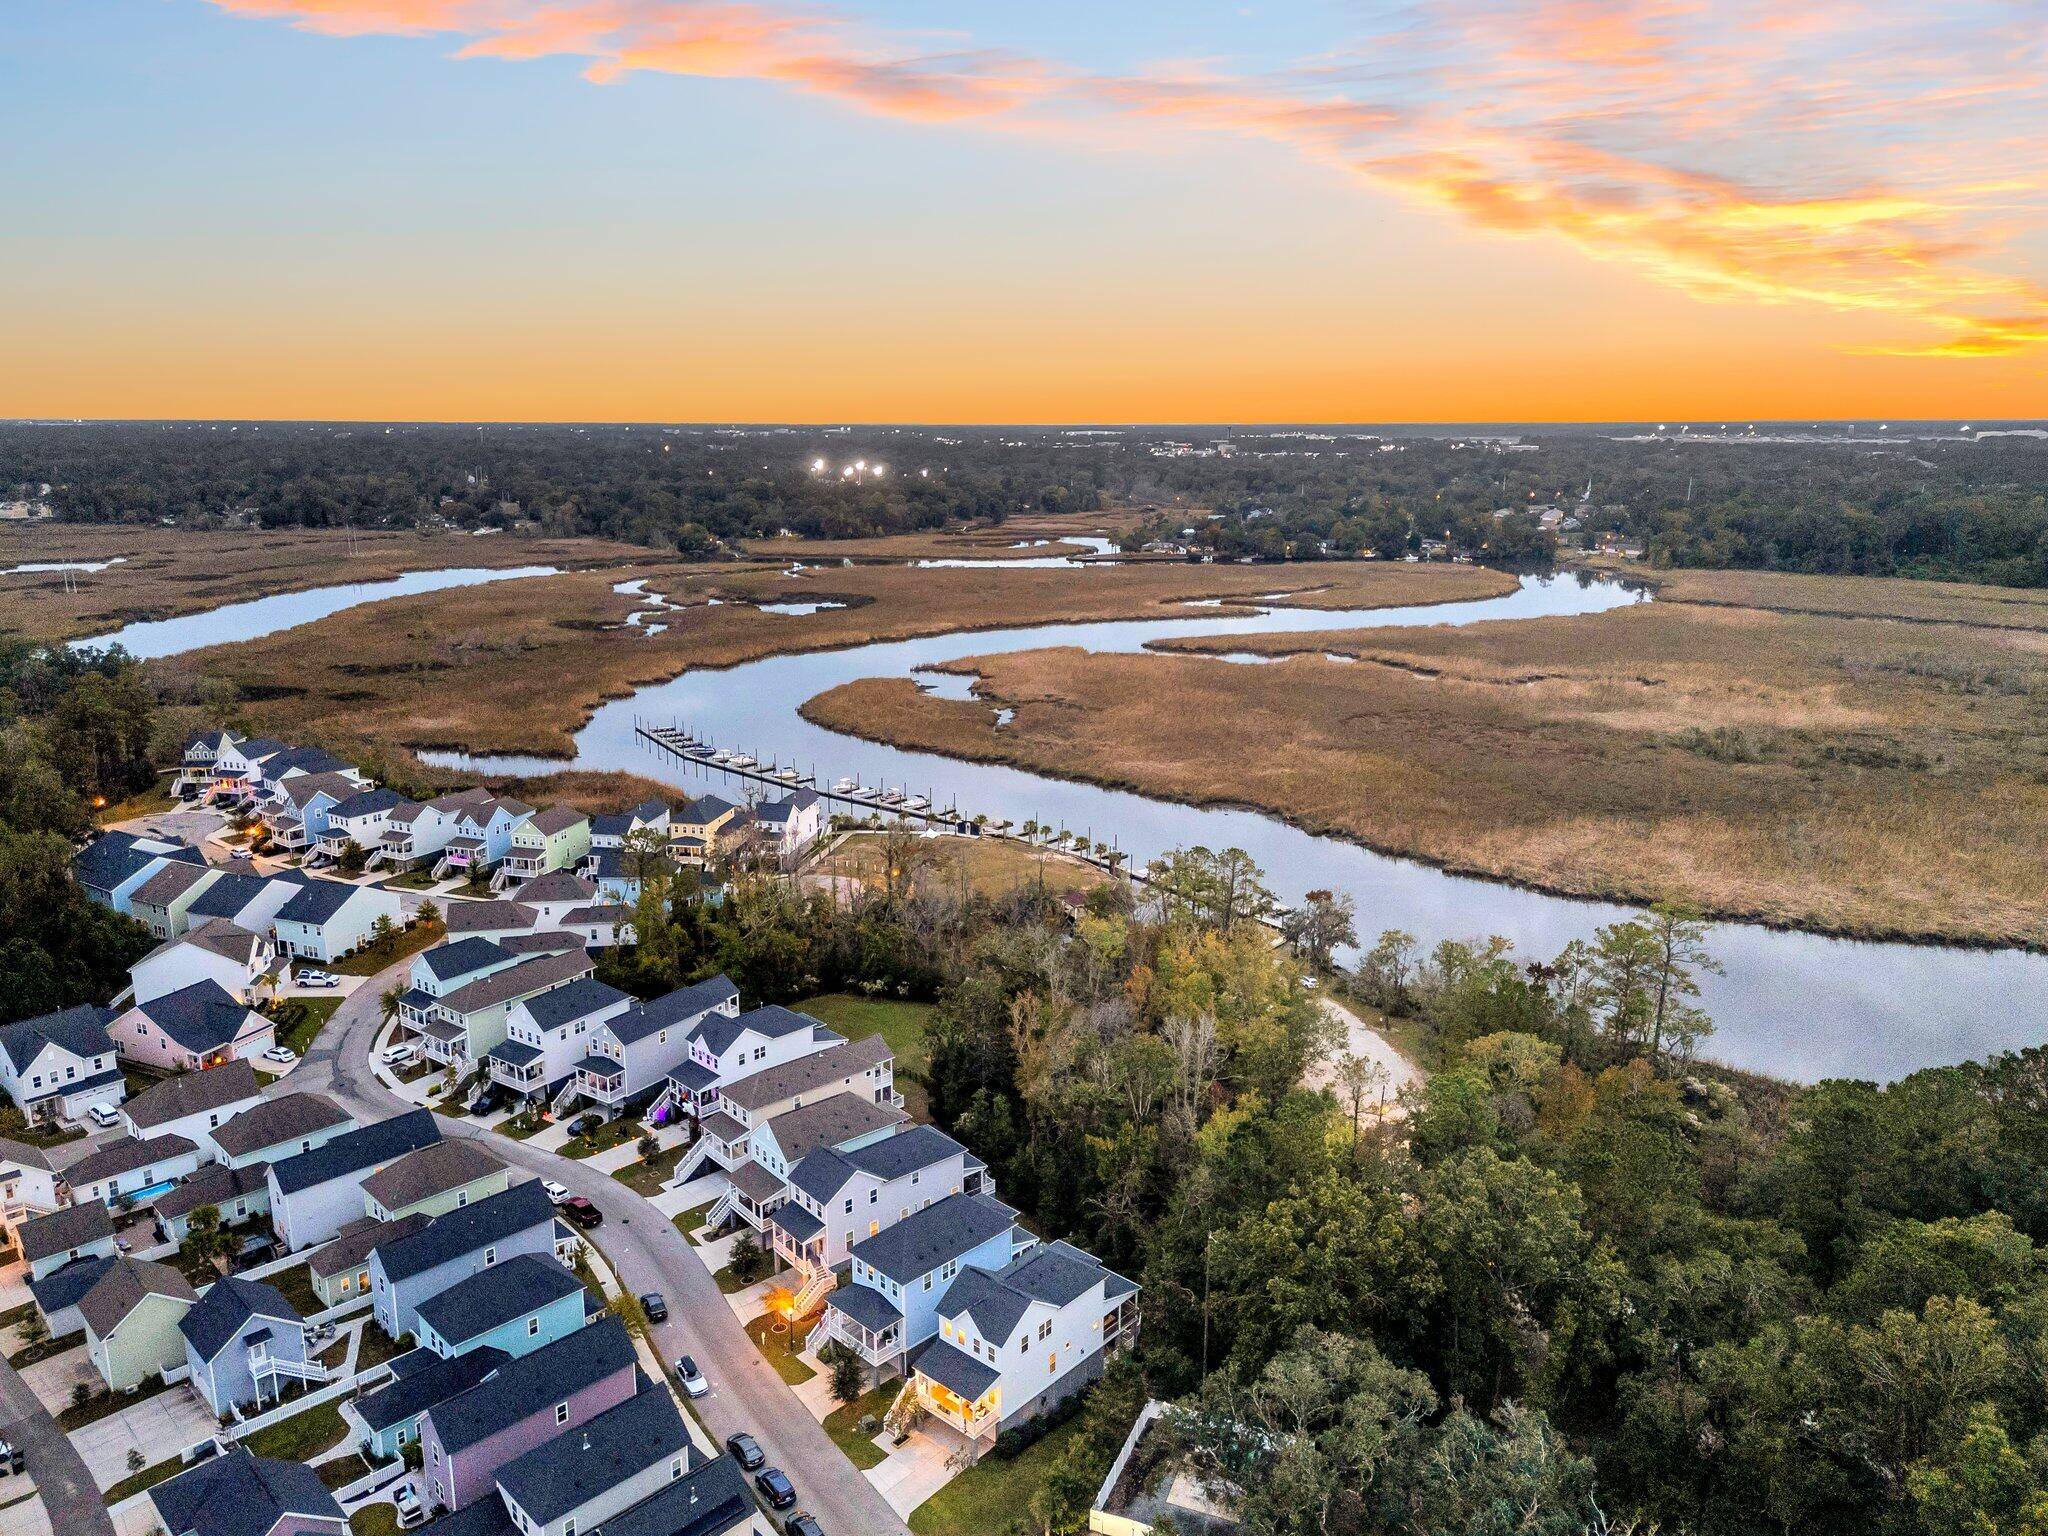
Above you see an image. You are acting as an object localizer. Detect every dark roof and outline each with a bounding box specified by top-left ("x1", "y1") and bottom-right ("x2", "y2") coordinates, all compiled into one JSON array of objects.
[
  {"x1": 418, "y1": 938, "x2": 513, "y2": 983},
  {"x1": 769, "y1": 1202, "x2": 823, "y2": 1244},
  {"x1": 695, "y1": 1004, "x2": 823, "y2": 1059},
  {"x1": 362, "y1": 1140, "x2": 505, "y2": 1213},
  {"x1": 426, "y1": 1317, "x2": 636, "y2": 1454},
  {"x1": 352, "y1": 1345, "x2": 509, "y2": 1432},
  {"x1": 329, "y1": 786, "x2": 408, "y2": 819},
  {"x1": 125, "y1": 1059, "x2": 262, "y2": 1131},
  {"x1": 79, "y1": 1257, "x2": 198, "y2": 1337},
  {"x1": 130, "y1": 980, "x2": 262, "y2": 1054},
  {"x1": 663, "y1": 1058, "x2": 719, "y2": 1092},
  {"x1": 825, "y1": 1282, "x2": 903, "y2": 1335},
  {"x1": 518, "y1": 979, "x2": 629, "y2": 1033},
  {"x1": 150, "y1": 1450, "x2": 344, "y2": 1536},
  {"x1": 761, "y1": 1094, "x2": 906, "y2": 1165},
  {"x1": 755, "y1": 791, "x2": 819, "y2": 824},
  {"x1": 915, "y1": 1337, "x2": 1002, "y2": 1401},
  {"x1": 277, "y1": 879, "x2": 371, "y2": 926},
  {"x1": 607, "y1": 976, "x2": 736, "y2": 1047},
  {"x1": 570, "y1": 1456, "x2": 752, "y2": 1536},
  {"x1": 210, "y1": 1092, "x2": 351, "y2": 1159},
  {"x1": 497, "y1": 931, "x2": 586, "y2": 956},
  {"x1": 265, "y1": 746, "x2": 352, "y2": 778},
  {"x1": 415, "y1": 1253, "x2": 583, "y2": 1345},
  {"x1": 132, "y1": 860, "x2": 215, "y2": 910},
  {"x1": 487, "y1": 1040, "x2": 542, "y2": 1068},
  {"x1": 999, "y1": 1239, "x2": 1127, "y2": 1307},
  {"x1": 444, "y1": 900, "x2": 539, "y2": 936},
  {"x1": 270, "y1": 1109, "x2": 439, "y2": 1195},
  {"x1": 27, "y1": 1253, "x2": 117, "y2": 1315},
  {"x1": 524, "y1": 806, "x2": 586, "y2": 836},
  {"x1": 512, "y1": 871, "x2": 598, "y2": 905},
  {"x1": 154, "y1": 1161, "x2": 269, "y2": 1224},
  {"x1": 186, "y1": 871, "x2": 308, "y2": 922},
  {"x1": 416, "y1": 1497, "x2": 517, "y2": 1536},
  {"x1": 851, "y1": 1193, "x2": 1018, "y2": 1285},
  {"x1": 67, "y1": 1131, "x2": 197, "y2": 1187},
  {"x1": 496, "y1": 1382, "x2": 687, "y2": 1526},
  {"x1": 73, "y1": 831, "x2": 198, "y2": 894},
  {"x1": 17, "y1": 1200, "x2": 115, "y2": 1265},
  {"x1": 179, "y1": 1274, "x2": 301, "y2": 1360},
  {"x1": 438, "y1": 949, "x2": 592, "y2": 1014},
  {"x1": 729, "y1": 1161, "x2": 784, "y2": 1204},
  {"x1": 719, "y1": 1036, "x2": 891, "y2": 1113},
  {"x1": 0, "y1": 1003, "x2": 112, "y2": 1073},
  {"x1": 676, "y1": 794, "x2": 737, "y2": 823},
  {"x1": 560, "y1": 904, "x2": 632, "y2": 926},
  {"x1": 845, "y1": 1123, "x2": 968, "y2": 1181},
  {"x1": 372, "y1": 1179, "x2": 554, "y2": 1283},
  {"x1": 309, "y1": 1213, "x2": 429, "y2": 1279}
]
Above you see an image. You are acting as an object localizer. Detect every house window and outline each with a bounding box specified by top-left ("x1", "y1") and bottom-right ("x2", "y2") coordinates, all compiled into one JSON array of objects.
[
  {"x1": 555, "y1": 1402, "x2": 569, "y2": 1425},
  {"x1": 670, "y1": 1458, "x2": 683, "y2": 1480},
  {"x1": 1038, "y1": 1320, "x2": 1053, "y2": 1342},
  {"x1": 457, "y1": 1192, "x2": 468, "y2": 1207},
  {"x1": 923, "y1": 1274, "x2": 933, "y2": 1291},
  {"x1": 868, "y1": 1190, "x2": 877, "y2": 1205},
  {"x1": 528, "y1": 1316, "x2": 540, "y2": 1337},
  {"x1": 484, "y1": 1247, "x2": 497, "y2": 1265}
]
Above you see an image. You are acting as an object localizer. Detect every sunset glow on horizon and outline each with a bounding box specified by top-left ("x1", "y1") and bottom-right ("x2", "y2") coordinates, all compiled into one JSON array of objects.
[{"x1": 5, "y1": 0, "x2": 2045, "y2": 422}]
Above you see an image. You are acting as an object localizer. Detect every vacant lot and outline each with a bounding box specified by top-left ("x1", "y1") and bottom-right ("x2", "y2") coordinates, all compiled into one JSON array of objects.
[
  {"x1": 1, "y1": 524, "x2": 646, "y2": 644},
  {"x1": 816, "y1": 830, "x2": 1112, "y2": 903},
  {"x1": 802, "y1": 568, "x2": 2048, "y2": 947},
  {"x1": 167, "y1": 551, "x2": 1505, "y2": 767}
]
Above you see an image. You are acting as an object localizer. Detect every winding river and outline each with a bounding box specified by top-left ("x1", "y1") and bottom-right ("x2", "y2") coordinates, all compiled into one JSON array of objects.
[{"x1": 403, "y1": 571, "x2": 2045, "y2": 1085}]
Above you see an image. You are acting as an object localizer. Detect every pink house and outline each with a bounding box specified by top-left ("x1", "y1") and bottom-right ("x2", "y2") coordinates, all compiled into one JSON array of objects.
[
  {"x1": 418, "y1": 1318, "x2": 636, "y2": 1513},
  {"x1": 107, "y1": 980, "x2": 274, "y2": 1072}
]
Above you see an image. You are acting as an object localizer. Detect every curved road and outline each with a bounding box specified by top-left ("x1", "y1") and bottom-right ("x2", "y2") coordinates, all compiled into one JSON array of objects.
[
  {"x1": 1, "y1": 1357, "x2": 114, "y2": 1536},
  {"x1": 297, "y1": 958, "x2": 912, "y2": 1536}
]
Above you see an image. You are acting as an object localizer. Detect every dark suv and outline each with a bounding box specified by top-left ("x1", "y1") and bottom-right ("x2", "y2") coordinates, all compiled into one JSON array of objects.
[
  {"x1": 560, "y1": 1196, "x2": 602, "y2": 1228},
  {"x1": 725, "y1": 1433, "x2": 764, "y2": 1471}
]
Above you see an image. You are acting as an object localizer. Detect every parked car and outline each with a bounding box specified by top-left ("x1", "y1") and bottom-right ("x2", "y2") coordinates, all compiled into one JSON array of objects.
[
  {"x1": 262, "y1": 1045, "x2": 298, "y2": 1065},
  {"x1": 675, "y1": 1355, "x2": 707, "y2": 1397},
  {"x1": 726, "y1": 1433, "x2": 765, "y2": 1471},
  {"x1": 786, "y1": 1515, "x2": 826, "y2": 1536},
  {"x1": 86, "y1": 1103, "x2": 121, "y2": 1128},
  {"x1": 639, "y1": 1292, "x2": 668, "y2": 1323},
  {"x1": 542, "y1": 1179, "x2": 570, "y2": 1204},
  {"x1": 393, "y1": 1486, "x2": 425, "y2": 1529},
  {"x1": 561, "y1": 1196, "x2": 602, "y2": 1228},
  {"x1": 467, "y1": 1084, "x2": 501, "y2": 1115},
  {"x1": 754, "y1": 1468, "x2": 797, "y2": 1511},
  {"x1": 570, "y1": 1113, "x2": 603, "y2": 1137},
  {"x1": 298, "y1": 969, "x2": 339, "y2": 989},
  {"x1": 381, "y1": 1042, "x2": 414, "y2": 1066}
]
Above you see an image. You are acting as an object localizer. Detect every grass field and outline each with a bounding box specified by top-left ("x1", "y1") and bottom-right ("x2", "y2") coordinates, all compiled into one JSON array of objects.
[
  {"x1": 744, "y1": 1311, "x2": 818, "y2": 1384},
  {"x1": 271, "y1": 996, "x2": 341, "y2": 1057},
  {"x1": 330, "y1": 918, "x2": 444, "y2": 976},
  {"x1": 802, "y1": 567, "x2": 2048, "y2": 948},
  {"x1": 560, "y1": 1119, "x2": 640, "y2": 1160},
  {"x1": 0, "y1": 525, "x2": 648, "y2": 645},
  {"x1": 243, "y1": 1398, "x2": 350, "y2": 1461},
  {"x1": 908, "y1": 1417, "x2": 1086, "y2": 1535},
  {"x1": 351, "y1": 1506, "x2": 402, "y2": 1536},
  {"x1": 611, "y1": 1144, "x2": 683, "y2": 1194},
  {"x1": 814, "y1": 832, "x2": 1111, "y2": 904},
  {"x1": 821, "y1": 1383, "x2": 895, "y2": 1470}
]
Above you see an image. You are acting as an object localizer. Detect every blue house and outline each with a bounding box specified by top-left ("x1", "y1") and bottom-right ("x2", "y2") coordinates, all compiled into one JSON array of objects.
[
  {"x1": 413, "y1": 1253, "x2": 588, "y2": 1361},
  {"x1": 370, "y1": 1180, "x2": 560, "y2": 1340},
  {"x1": 821, "y1": 1192, "x2": 1030, "y2": 1375},
  {"x1": 180, "y1": 1275, "x2": 322, "y2": 1417},
  {"x1": 344, "y1": 1345, "x2": 507, "y2": 1461}
]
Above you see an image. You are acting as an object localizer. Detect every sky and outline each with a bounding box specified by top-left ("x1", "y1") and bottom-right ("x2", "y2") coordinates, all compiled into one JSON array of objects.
[{"x1": 3, "y1": 0, "x2": 2045, "y2": 423}]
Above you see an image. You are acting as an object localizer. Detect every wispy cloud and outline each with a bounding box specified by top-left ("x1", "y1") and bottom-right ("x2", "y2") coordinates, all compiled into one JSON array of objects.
[{"x1": 200, "y1": 0, "x2": 2048, "y2": 354}]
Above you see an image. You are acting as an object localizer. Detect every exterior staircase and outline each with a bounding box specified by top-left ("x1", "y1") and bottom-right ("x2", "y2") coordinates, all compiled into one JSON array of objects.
[{"x1": 792, "y1": 1265, "x2": 837, "y2": 1317}]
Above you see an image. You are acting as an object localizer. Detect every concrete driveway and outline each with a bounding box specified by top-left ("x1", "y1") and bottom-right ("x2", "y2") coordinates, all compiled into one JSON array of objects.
[
  {"x1": 71, "y1": 1385, "x2": 218, "y2": 1489},
  {"x1": 298, "y1": 955, "x2": 917, "y2": 1536},
  {"x1": 21, "y1": 1347, "x2": 96, "y2": 1415},
  {"x1": 0, "y1": 1357, "x2": 112, "y2": 1536},
  {"x1": 107, "y1": 807, "x2": 224, "y2": 848}
]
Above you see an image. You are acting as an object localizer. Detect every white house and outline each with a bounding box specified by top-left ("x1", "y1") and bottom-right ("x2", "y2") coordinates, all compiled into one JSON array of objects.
[
  {"x1": 72, "y1": 831, "x2": 207, "y2": 915},
  {"x1": 182, "y1": 870, "x2": 315, "y2": 935},
  {"x1": 416, "y1": 947, "x2": 595, "y2": 1073},
  {"x1": 654, "y1": 1003, "x2": 841, "y2": 1123},
  {"x1": 754, "y1": 791, "x2": 823, "y2": 860},
  {"x1": 273, "y1": 880, "x2": 403, "y2": 963},
  {"x1": 65, "y1": 1131, "x2": 206, "y2": 1210},
  {"x1": 0, "y1": 1005, "x2": 125, "y2": 1127},
  {"x1": 121, "y1": 1058, "x2": 266, "y2": 1146},
  {"x1": 129, "y1": 920, "x2": 273, "y2": 1006},
  {"x1": 568, "y1": 975, "x2": 738, "y2": 1118},
  {"x1": 317, "y1": 787, "x2": 414, "y2": 864},
  {"x1": 773, "y1": 1123, "x2": 990, "y2": 1282},
  {"x1": 267, "y1": 1109, "x2": 441, "y2": 1251},
  {"x1": 486, "y1": 979, "x2": 635, "y2": 1106}
]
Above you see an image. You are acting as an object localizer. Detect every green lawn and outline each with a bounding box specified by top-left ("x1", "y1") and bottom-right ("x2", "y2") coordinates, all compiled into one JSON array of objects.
[
  {"x1": 356, "y1": 1323, "x2": 411, "y2": 1370},
  {"x1": 908, "y1": 1416, "x2": 1087, "y2": 1535},
  {"x1": 744, "y1": 1311, "x2": 817, "y2": 1385},
  {"x1": 243, "y1": 1399, "x2": 349, "y2": 1461},
  {"x1": 271, "y1": 997, "x2": 341, "y2": 1057},
  {"x1": 793, "y1": 992, "x2": 935, "y2": 1116},
  {"x1": 612, "y1": 1144, "x2": 683, "y2": 1195},
  {"x1": 330, "y1": 919, "x2": 445, "y2": 977},
  {"x1": 0, "y1": 1119, "x2": 85, "y2": 1149},
  {"x1": 672, "y1": 1203, "x2": 711, "y2": 1239},
  {"x1": 560, "y1": 1119, "x2": 640, "y2": 1161},
  {"x1": 497, "y1": 1113, "x2": 547, "y2": 1140},
  {"x1": 101, "y1": 1452, "x2": 185, "y2": 1504},
  {"x1": 7, "y1": 1335, "x2": 76, "y2": 1369},
  {"x1": 711, "y1": 1262, "x2": 759, "y2": 1295},
  {"x1": 318, "y1": 1454, "x2": 372, "y2": 1490},
  {"x1": 266, "y1": 1263, "x2": 323, "y2": 1317},
  {"x1": 351, "y1": 1506, "x2": 402, "y2": 1536},
  {"x1": 56, "y1": 1373, "x2": 176, "y2": 1431},
  {"x1": 822, "y1": 1383, "x2": 895, "y2": 1470}
]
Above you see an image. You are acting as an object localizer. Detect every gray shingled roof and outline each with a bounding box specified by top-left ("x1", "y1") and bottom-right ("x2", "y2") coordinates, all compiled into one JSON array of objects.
[
  {"x1": 694, "y1": 1004, "x2": 822, "y2": 1060},
  {"x1": 517, "y1": 978, "x2": 628, "y2": 1033},
  {"x1": 417, "y1": 937, "x2": 513, "y2": 983},
  {"x1": 495, "y1": 1382, "x2": 687, "y2": 1525},
  {"x1": 511, "y1": 871, "x2": 597, "y2": 905},
  {"x1": 444, "y1": 900, "x2": 539, "y2": 936},
  {"x1": 850, "y1": 1193, "x2": 1019, "y2": 1286},
  {"x1": 27, "y1": 1253, "x2": 117, "y2": 1316},
  {"x1": 760, "y1": 1093, "x2": 907, "y2": 1165},
  {"x1": 371, "y1": 1179, "x2": 554, "y2": 1283},
  {"x1": 68, "y1": 1131, "x2": 198, "y2": 1187},
  {"x1": 414, "y1": 1253, "x2": 582, "y2": 1346},
  {"x1": 79, "y1": 1257, "x2": 198, "y2": 1337},
  {"x1": 718, "y1": 1035, "x2": 892, "y2": 1113},
  {"x1": 915, "y1": 1337, "x2": 1002, "y2": 1402},
  {"x1": 425, "y1": 1318, "x2": 636, "y2": 1454},
  {"x1": 270, "y1": 1109, "x2": 439, "y2": 1195},
  {"x1": 150, "y1": 1449, "x2": 343, "y2": 1536},
  {"x1": 128, "y1": 980, "x2": 262, "y2": 1055},
  {"x1": 788, "y1": 1123, "x2": 966, "y2": 1204},
  {"x1": 276, "y1": 880, "x2": 368, "y2": 926},
  {"x1": 825, "y1": 1282, "x2": 903, "y2": 1335},
  {"x1": 132, "y1": 860, "x2": 215, "y2": 910},
  {"x1": 437, "y1": 949, "x2": 592, "y2": 1015},
  {"x1": 351, "y1": 1345, "x2": 508, "y2": 1432},
  {"x1": 209, "y1": 1093, "x2": 350, "y2": 1159},
  {"x1": 16, "y1": 1201, "x2": 115, "y2": 1266},
  {"x1": 152, "y1": 1161, "x2": 269, "y2": 1224},
  {"x1": 571, "y1": 1457, "x2": 750, "y2": 1536},
  {"x1": 308, "y1": 1214, "x2": 428, "y2": 1280},
  {"x1": 598, "y1": 979, "x2": 734, "y2": 1048},
  {"x1": 0, "y1": 1004, "x2": 113, "y2": 1074},
  {"x1": 123, "y1": 1059, "x2": 262, "y2": 1132},
  {"x1": 361, "y1": 1140, "x2": 504, "y2": 1213},
  {"x1": 178, "y1": 1274, "x2": 301, "y2": 1361}
]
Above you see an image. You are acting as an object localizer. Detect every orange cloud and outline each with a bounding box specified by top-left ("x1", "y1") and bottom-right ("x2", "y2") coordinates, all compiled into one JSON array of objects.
[{"x1": 196, "y1": 0, "x2": 2048, "y2": 356}]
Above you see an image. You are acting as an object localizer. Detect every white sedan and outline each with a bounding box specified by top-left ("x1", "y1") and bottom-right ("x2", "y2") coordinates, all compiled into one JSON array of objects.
[{"x1": 262, "y1": 1045, "x2": 298, "y2": 1065}]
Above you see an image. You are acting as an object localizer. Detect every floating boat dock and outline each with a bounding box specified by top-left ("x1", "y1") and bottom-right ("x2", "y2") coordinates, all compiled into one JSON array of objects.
[{"x1": 634, "y1": 720, "x2": 977, "y2": 830}]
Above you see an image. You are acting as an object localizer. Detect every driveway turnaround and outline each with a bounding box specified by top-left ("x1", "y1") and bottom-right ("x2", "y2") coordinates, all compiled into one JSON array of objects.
[{"x1": 297, "y1": 956, "x2": 916, "y2": 1536}]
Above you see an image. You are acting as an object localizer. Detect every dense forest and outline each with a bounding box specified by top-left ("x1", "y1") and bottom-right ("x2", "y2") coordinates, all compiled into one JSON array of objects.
[
  {"x1": 0, "y1": 644, "x2": 183, "y2": 1023},
  {"x1": 5, "y1": 420, "x2": 2046, "y2": 584},
  {"x1": 600, "y1": 843, "x2": 2048, "y2": 1536}
]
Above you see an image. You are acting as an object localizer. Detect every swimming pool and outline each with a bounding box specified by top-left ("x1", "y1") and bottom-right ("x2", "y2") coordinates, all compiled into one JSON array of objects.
[{"x1": 129, "y1": 1179, "x2": 179, "y2": 1203}]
